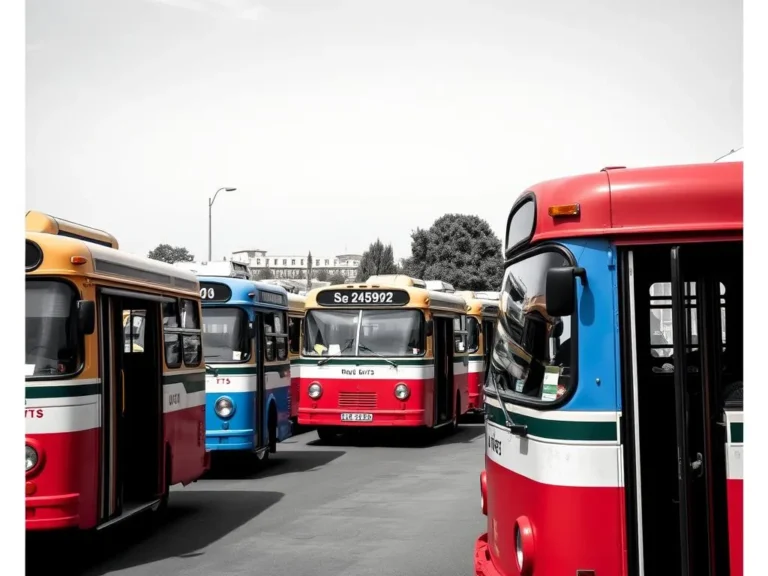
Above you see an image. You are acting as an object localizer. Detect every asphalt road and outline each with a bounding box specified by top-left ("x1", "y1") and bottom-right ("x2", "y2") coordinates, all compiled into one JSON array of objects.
[{"x1": 27, "y1": 421, "x2": 486, "y2": 576}]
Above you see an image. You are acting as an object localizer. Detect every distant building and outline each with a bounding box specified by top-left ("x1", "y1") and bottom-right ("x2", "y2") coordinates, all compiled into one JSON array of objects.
[{"x1": 231, "y1": 249, "x2": 363, "y2": 280}]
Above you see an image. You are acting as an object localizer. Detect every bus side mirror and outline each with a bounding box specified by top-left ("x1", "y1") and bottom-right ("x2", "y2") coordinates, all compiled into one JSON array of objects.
[
  {"x1": 553, "y1": 319, "x2": 563, "y2": 339},
  {"x1": 77, "y1": 300, "x2": 95, "y2": 335},
  {"x1": 545, "y1": 267, "x2": 586, "y2": 317},
  {"x1": 426, "y1": 320, "x2": 434, "y2": 337}
]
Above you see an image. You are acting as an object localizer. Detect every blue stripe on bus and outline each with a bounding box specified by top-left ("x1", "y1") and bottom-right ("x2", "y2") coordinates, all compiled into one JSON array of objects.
[{"x1": 557, "y1": 238, "x2": 621, "y2": 412}]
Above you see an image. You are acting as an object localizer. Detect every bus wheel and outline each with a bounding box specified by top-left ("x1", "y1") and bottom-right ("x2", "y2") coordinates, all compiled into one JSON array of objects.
[{"x1": 317, "y1": 427, "x2": 337, "y2": 443}]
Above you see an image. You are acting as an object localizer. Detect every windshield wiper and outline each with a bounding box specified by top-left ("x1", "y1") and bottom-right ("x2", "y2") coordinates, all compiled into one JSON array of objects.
[
  {"x1": 357, "y1": 344, "x2": 398, "y2": 368},
  {"x1": 487, "y1": 369, "x2": 527, "y2": 437},
  {"x1": 317, "y1": 339, "x2": 355, "y2": 365}
]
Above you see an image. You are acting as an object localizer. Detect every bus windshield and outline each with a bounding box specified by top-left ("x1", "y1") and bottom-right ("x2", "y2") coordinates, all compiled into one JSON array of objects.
[
  {"x1": 202, "y1": 307, "x2": 251, "y2": 363},
  {"x1": 304, "y1": 309, "x2": 424, "y2": 357},
  {"x1": 25, "y1": 280, "x2": 79, "y2": 377}
]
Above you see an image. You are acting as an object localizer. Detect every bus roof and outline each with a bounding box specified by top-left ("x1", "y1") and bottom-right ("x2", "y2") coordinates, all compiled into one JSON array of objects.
[
  {"x1": 26, "y1": 230, "x2": 200, "y2": 295},
  {"x1": 506, "y1": 160, "x2": 743, "y2": 254},
  {"x1": 365, "y1": 274, "x2": 427, "y2": 288},
  {"x1": 174, "y1": 260, "x2": 252, "y2": 279},
  {"x1": 456, "y1": 291, "x2": 500, "y2": 317},
  {"x1": 197, "y1": 275, "x2": 289, "y2": 309},
  {"x1": 287, "y1": 292, "x2": 306, "y2": 314},
  {"x1": 305, "y1": 280, "x2": 467, "y2": 315},
  {"x1": 25, "y1": 210, "x2": 119, "y2": 249}
]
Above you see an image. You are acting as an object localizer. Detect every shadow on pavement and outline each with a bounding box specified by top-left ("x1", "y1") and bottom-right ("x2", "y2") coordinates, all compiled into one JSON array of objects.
[
  {"x1": 26, "y1": 490, "x2": 283, "y2": 576},
  {"x1": 306, "y1": 423, "x2": 484, "y2": 448},
  {"x1": 203, "y1": 448, "x2": 345, "y2": 480}
]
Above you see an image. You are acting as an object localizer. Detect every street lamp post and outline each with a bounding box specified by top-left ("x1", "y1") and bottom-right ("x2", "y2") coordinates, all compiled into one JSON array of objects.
[{"x1": 208, "y1": 187, "x2": 236, "y2": 261}]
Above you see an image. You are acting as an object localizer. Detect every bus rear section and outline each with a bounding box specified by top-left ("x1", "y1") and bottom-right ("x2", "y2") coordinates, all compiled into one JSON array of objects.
[
  {"x1": 474, "y1": 161, "x2": 743, "y2": 576},
  {"x1": 297, "y1": 277, "x2": 469, "y2": 439},
  {"x1": 199, "y1": 277, "x2": 293, "y2": 462},
  {"x1": 287, "y1": 293, "x2": 306, "y2": 423}
]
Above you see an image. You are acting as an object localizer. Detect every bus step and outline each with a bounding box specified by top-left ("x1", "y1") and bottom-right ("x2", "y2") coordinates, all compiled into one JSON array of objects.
[{"x1": 96, "y1": 499, "x2": 162, "y2": 530}]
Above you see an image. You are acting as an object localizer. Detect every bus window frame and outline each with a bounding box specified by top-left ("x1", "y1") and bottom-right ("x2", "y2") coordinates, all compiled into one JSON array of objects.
[
  {"x1": 492, "y1": 242, "x2": 579, "y2": 410},
  {"x1": 466, "y1": 316, "x2": 481, "y2": 354},
  {"x1": 180, "y1": 297, "x2": 203, "y2": 368},
  {"x1": 504, "y1": 192, "x2": 537, "y2": 258},
  {"x1": 201, "y1": 305, "x2": 253, "y2": 364},
  {"x1": 163, "y1": 300, "x2": 183, "y2": 369},
  {"x1": 24, "y1": 276, "x2": 86, "y2": 381},
  {"x1": 264, "y1": 311, "x2": 289, "y2": 362},
  {"x1": 288, "y1": 314, "x2": 302, "y2": 355},
  {"x1": 453, "y1": 315, "x2": 468, "y2": 354}
]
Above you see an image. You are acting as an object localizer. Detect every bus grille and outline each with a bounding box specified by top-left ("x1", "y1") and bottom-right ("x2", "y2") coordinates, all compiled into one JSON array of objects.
[{"x1": 338, "y1": 392, "x2": 378, "y2": 410}]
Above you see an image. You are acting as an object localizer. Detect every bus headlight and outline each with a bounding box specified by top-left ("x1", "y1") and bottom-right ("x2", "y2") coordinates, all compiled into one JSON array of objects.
[
  {"x1": 214, "y1": 396, "x2": 235, "y2": 419},
  {"x1": 25, "y1": 445, "x2": 38, "y2": 472},
  {"x1": 308, "y1": 382, "x2": 322, "y2": 399},
  {"x1": 515, "y1": 524, "x2": 523, "y2": 568},
  {"x1": 394, "y1": 383, "x2": 410, "y2": 400},
  {"x1": 514, "y1": 516, "x2": 535, "y2": 575}
]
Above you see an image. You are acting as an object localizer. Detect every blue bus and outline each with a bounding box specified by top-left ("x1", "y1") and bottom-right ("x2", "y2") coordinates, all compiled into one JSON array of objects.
[{"x1": 198, "y1": 276, "x2": 293, "y2": 461}]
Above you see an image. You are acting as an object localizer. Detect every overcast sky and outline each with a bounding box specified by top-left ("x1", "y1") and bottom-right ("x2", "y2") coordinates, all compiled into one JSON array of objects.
[{"x1": 26, "y1": 0, "x2": 742, "y2": 261}]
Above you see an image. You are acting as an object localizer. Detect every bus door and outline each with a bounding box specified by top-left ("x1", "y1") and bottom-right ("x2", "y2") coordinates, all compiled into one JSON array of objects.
[
  {"x1": 98, "y1": 291, "x2": 164, "y2": 526},
  {"x1": 254, "y1": 311, "x2": 267, "y2": 453},
  {"x1": 624, "y1": 242, "x2": 741, "y2": 576},
  {"x1": 433, "y1": 315, "x2": 454, "y2": 425}
]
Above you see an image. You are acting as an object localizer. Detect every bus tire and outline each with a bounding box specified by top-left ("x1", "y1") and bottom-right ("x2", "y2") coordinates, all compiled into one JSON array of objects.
[
  {"x1": 317, "y1": 427, "x2": 336, "y2": 442},
  {"x1": 268, "y1": 403, "x2": 278, "y2": 454}
]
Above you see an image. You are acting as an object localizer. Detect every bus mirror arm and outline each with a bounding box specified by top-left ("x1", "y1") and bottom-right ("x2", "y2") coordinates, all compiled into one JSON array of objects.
[{"x1": 77, "y1": 300, "x2": 95, "y2": 335}]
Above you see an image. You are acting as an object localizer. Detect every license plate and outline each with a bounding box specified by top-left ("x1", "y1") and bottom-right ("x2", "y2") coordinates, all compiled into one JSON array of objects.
[{"x1": 340, "y1": 413, "x2": 373, "y2": 422}]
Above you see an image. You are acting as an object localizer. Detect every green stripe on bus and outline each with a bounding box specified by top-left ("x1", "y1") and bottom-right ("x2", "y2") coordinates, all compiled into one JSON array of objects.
[
  {"x1": 162, "y1": 372, "x2": 205, "y2": 394},
  {"x1": 26, "y1": 384, "x2": 101, "y2": 399},
  {"x1": 468, "y1": 354, "x2": 484, "y2": 361},
  {"x1": 210, "y1": 365, "x2": 288, "y2": 375},
  {"x1": 294, "y1": 358, "x2": 432, "y2": 366},
  {"x1": 484, "y1": 403, "x2": 618, "y2": 442},
  {"x1": 730, "y1": 422, "x2": 744, "y2": 443}
]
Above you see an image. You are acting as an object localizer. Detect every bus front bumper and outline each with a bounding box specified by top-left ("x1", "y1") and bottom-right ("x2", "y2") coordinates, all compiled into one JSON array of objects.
[
  {"x1": 298, "y1": 408, "x2": 427, "y2": 427},
  {"x1": 206, "y1": 428, "x2": 255, "y2": 451},
  {"x1": 26, "y1": 493, "x2": 80, "y2": 531},
  {"x1": 475, "y1": 533, "x2": 504, "y2": 576}
]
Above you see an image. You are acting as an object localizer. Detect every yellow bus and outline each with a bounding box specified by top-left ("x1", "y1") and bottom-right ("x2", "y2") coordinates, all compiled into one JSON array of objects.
[
  {"x1": 287, "y1": 293, "x2": 306, "y2": 422},
  {"x1": 297, "y1": 274, "x2": 470, "y2": 440},
  {"x1": 456, "y1": 290, "x2": 500, "y2": 412},
  {"x1": 25, "y1": 211, "x2": 209, "y2": 532}
]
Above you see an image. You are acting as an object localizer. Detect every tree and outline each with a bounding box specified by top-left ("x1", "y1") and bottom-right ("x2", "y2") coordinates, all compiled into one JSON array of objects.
[
  {"x1": 356, "y1": 238, "x2": 397, "y2": 282},
  {"x1": 316, "y1": 269, "x2": 329, "y2": 282},
  {"x1": 256, "y1": 267, "x2": 274, "y2": 280},
  {"x1": 147, "y1": 244, "x2": 194, "y2": 265},
  {"x1": 328, "y1": 272, "x2": 347, "y2": 285},
  {"x1": 403, "y1": 214, "x2": 503, "y2": 291}
]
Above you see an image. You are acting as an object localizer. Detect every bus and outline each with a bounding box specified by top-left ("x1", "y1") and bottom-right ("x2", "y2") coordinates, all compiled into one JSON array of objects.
[
  {"x1": 198, "y1": 276, "x2": 293, "y2": 460},
  {"x1": 174, "y1": 259, "x2": 252, "y2": 279},
  {"x1": 474, "y1": 161, "x2": 743, "y2": 576},
  {"x1": 456, "y1": 291, "x2": 500, "y2": 413},
  {"x1": 25, "y1": 211, "x2": 209, "y2": 531},
  {"x1": 287, "y1": 293, "x2": 306, "y2": 423},
  {"x1": 297, "y1": 274, "x2": 470, "y2": 440}
]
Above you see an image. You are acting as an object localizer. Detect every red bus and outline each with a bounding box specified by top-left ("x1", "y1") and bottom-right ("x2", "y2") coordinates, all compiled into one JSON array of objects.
[
  {"x1": 474, "y1": 161, "x2": 743, "y2": 575},
  {"x1": 25, "y1": 211, "x2": 209, "y2": 531},
  {"x1": 297, "y1": 275, "x2": 470, "y2": 440}
]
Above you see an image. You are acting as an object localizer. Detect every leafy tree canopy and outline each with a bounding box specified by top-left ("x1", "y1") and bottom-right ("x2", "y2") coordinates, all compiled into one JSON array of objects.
[
  {"x1": 327, "y1": 272, "x2": 347, "y2": 285},
  {"x1": 256, "y1": 267, "x2": 274, "y2": 280},
  {"x1": 403, "y1": 214, "x2": 503, "y2": 291},
  {"x1": 147, "y1": 244, "x2": 194, "y2": 265},
  {"x1": 316, "y1": 269, "x2": 329, "y2": 282},
  {"x1": 356, "y1": 238, "x2": 397, "y2": 282}
]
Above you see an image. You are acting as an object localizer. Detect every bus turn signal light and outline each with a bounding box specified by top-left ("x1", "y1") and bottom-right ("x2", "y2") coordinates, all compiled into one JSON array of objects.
[
  {"x1": 70, "y1": 256, "x2": 88, "y2": 265},
  {"x1": 548, "y1": 203, "x2": 580, "y2": 217}
]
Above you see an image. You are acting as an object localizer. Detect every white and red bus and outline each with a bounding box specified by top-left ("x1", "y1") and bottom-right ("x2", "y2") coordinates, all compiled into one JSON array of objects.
[
  {"x1": 475, "y1": 161, "x2": 743, "y2": 575},
  {"x1": 297, "y1": 275, "x2": 470, "y2": 440},
  {"x1": 456, "y1": 291, "x2": 499, "y2": 413},
  {"x1": 25, "y1": 211, "x2": 209, "y2": 531}
]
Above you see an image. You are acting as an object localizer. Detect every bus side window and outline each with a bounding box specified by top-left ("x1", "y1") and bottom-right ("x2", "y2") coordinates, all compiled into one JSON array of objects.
[
  {"x1": 264, "y1": 314, "x2": 275, "y2": 362},
  {"x1": 454, "y1": 316, "x2": 467, "y2": 353},
  {"x1": 274, "y1": 312, "x2": 288, "y2": 361},
  {"x1": 181, "y1": 298, "x2": 202, "y2": 367},
  {"x1": 163, "y1": 301, "x2": 181, "y2": 368},
  {"x1": 288, "y1": 316, "x2": 301, "y2": 354},
  {"x1": 123, "y1": 310, "x2": 146, "y2": 353}
]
